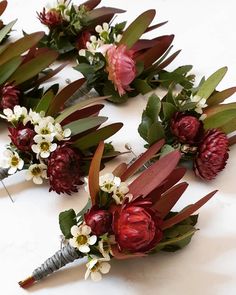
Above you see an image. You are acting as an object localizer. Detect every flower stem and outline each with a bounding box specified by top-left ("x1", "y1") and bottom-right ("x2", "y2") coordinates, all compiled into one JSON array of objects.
[{"x1": 18, "y1": 244, "x2": 82, "y2": 289}]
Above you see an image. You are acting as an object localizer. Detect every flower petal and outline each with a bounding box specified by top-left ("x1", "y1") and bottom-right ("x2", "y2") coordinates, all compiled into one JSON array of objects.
[
  {"x1": 91, "y1": 271, "x2": 102, "y2": 282},
  {"x1": 70, "y1": 225, "x2": 80, "y2": 237},
  {"x1": 88, "y1": 235, "x2": 97, "y2": 245},
  {"x1": 81, "y1": 225, "x2": 91, "y2": 236},
  {"x1": 99, "y1": 262, "x2": 111, "y2": 274},
  {"x1": 78, "y1": 244, "x2": 90, "y2": 253}
]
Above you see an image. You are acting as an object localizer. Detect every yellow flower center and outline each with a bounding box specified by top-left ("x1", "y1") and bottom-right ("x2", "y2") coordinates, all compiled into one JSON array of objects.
[
  {"x1": 104, "y1": 182, "x2": 114, "y2": 191},
  {"x1": 41, "y1": 128, "x2": 50, "y2": 135},
  {"x1": 31, "y1": 167, "x2": 41, "y2": 176},
  {"x1": 40, "y1": 142, "x2": 50, "y2": 151},
  {"x1": 76, "y1": 235, "x2": 88, "y2": 245},
  {"x1": 11, "y1": 156, "x2": 19, "y2": 167},
  {"x1": 91, "y1": 262, "x2": 99, "y2": 272}
]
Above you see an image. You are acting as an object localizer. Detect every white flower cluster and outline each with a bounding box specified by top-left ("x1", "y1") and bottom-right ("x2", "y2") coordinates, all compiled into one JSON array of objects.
[
  {"x1": 191, "y1": 95, "x2": 208, "y2": 116},
  {"x1": 79, "y1": 22, "x2": 122, "y2": 58},
  {"x1": 69, "y1": 223, "x2": 113, "y2": 281},
  {"x1": 0, "y1": 106, "x2": 71, "y2": 184}
]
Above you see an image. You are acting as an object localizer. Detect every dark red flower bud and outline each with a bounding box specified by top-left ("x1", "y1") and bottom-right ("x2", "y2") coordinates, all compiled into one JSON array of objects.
[
  {"x1": 37, "y1": 8, "x2": 62, "y2": 28},
  {"x1": 76, "y1": 31, "x2": 91, "y2": 49},
  {"x1": 0, "y1": 83, "x2": 20, "y2": 110},
  {"x1": 194, "y1": 129, "x2": 229, "y2": 180},
  {"x1": 170, "y1": 112, "x2": 203, "y2": 144},
  {"x1": 8, "y1": 124, "x2": 35, "y2": 152},
  {"x1": 47, "y1": 145, "x2": 82, "y2": 195},
  {"x1": 113, "y1": 201, "x2": 163, "y2": 253},
  {"x1": 84, "y1": 206, "x2": 112, "y2": 236}
]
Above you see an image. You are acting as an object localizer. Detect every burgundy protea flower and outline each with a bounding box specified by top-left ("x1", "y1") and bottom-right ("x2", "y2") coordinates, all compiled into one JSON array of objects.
[
  {"x1": 9, "y1": 124, "x2": 35, "y2": 152},
  {"x1": 37, "y1": 8, "x2": 62, "y2": 28},
  {"x1": 0, "y1": 83, "x2": 20, "y2": 110},
  {"x1": 113, "y1": 199, "x2": 163, "y2": 253},
  {"x1": 194, "y1": 129, "x2": 229, "y2": 180},
  {"x1": 170, "y1": 112, "x2": 203, "y2": 144},
  {"x1": 84, "y1": 206, "x2": 112, "y2": 236},
  {"x1": 47, "y1": 145, "x2": 82, "y2": 194}
]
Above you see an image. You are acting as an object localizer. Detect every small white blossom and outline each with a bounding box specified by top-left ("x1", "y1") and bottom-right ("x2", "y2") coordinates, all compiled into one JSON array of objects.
[
  {"x1": 1, "y1": 150, "x2": 24, "y2": 174},
  {"x1": 85, "y1": 256, "x2": 111, "y2": 281},
  {"x1": 27, "y1": 109, "x2": 45, "y2": 125},
  {"x1": 34, "y1": 119, "x2": 55, "y2": 140},
  {"x1": 54, "y1": 123, "x2": 71, "y2": 141},
  {"x1": 114, "y1": 33, "x2": 122, "y2": 43},
  {"x1": 95, "y1": 23, "x2": 111, "y2": 42},
  {"x1": 69, "y1": 224, "x2": 97, "y2": 253},
  {"x1": 0, "y1": 106, "x2": 28, "y2": 123},
  {"x1": 112, "y1": 182, "x2": 129, "y2": 204},
  {"x1": 99, "y1": 173, "x2": 121, "y2": 193},
  {"x1": 98, "y1": 236, "x2": 114, "y2": 259},
  {"x1": 25, "y1": 163, "x2": 47, "y2": 184},
  {"x1": 31, "y1": 136, "x2": 57, "y2": 158},
  {"x1": 191, "y1": 95, "x2": 207, "y2": 114},
  {"x1": 79, "y1": 49, "x2": 86, "y2": 56}
]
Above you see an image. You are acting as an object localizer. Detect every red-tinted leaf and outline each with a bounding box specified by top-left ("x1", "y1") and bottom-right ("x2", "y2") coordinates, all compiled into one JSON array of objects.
[
  {"x1": 120, "y1": 139, "x2": 165, "y2": 181},
  {"x1": 81, "y1": 0, "x2": 101, "y2": 10},
  {"x1": 153, "y1": 182, "x2": 189, "y2": 218},
  {"x1": 34, "y1": 63, "x2": 66, "y2": 88},
  {"x1": 88, "y1": 141, "x2": 104, "y2": 206},
  {"x1": 136, "y1": 35, "x2": 174, "y2": 68},
  {"x1": 161, "y1": 190, "x2": 218, "y2": 230},
  {"x1": 88, "y1": 7, "x2": 125, "y2": 20},
  {"x1": 47, "y1": 78, "x2": 86, "y2": 116},
  {"x1": 132, "y1": 37, "x2": 164, "y2": 53},
  {"x1": 113, "y1": 163, "x2": 128, "y2": 177},
  {"x1": 207, "y1": 87, "x2": 236, "y2": 107},
  {"x1": 61, "y1": 104, "x2": 104, "y2": 126},
  {"x1": 0, "y1": 0, "x2": 7, "y2": 16},
  {"x1": 129, "y1": 151, "x2": 181, "y2": 199},
  {"x1": 156, "y1": 49, "x2": 181, "y2": 70},
  {"x1": 229, "y1": 134, "x2": 236, "y2": 146},
  {"x1": 145, "y1": 21, "x2": 168, "y2": 33},
  {"x1": 111, "y1": 244, "x2": 147, "y2": 259}
]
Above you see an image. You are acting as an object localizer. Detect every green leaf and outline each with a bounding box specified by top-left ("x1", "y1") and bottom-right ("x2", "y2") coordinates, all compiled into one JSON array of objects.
[
  {"x1": 34, "y1": 90, "x2": 55, "y2": 113},
  {"x1": 220, "y1": 117, "x2": 236, "y2": 134},
  {"x1": 119, "y1": 10, "x2": 156, "y2": 49},
  {"x1": 138, "y1": 115, "x2": 152, "y2": 142},
  {"x1": 147, "y1": 122, "x2": 165, "y2": 145},
  {"x1": 0, "y1": 56, "x2": 22, "y2": 84},
  {"x1": 64, "y1": 116, "x2": 108, "y2": 136},
  {"x1": 153, "y1": 228, "x2": 197, "y2": 252},
  {"x1": 204, "y1": 109, "x2": 236, "y2": 130},
  {"x1": 8, "y1": 50, "x2": 58, "y2": 85},
  {"x1": 207, "y1": 87, "x2": 236, "y2": 106},
  {"x1": 72, "y1": 123, "x2": 123, "y2": 150},
  {"x1": 59, "y1": 209, "x2": 77, "y2": 239},
  {"x1": 196, "y1": 67, "x2": 228, "y2": 100},
  {"x1": 162, "y1": 102, "x2": 177, "y2": 121},
  {"x1": 132, "y1": 79, "x2": 153, "y2": 94},
  {"x1": 0, "y1": 19, "x2": 17, "y2": 44},
  {"x1": 0, "y1": 32, "x2": 45, "y2": 65},
  {"x1": 145, "y1": 94, "x2": 161, "y2": 122}
]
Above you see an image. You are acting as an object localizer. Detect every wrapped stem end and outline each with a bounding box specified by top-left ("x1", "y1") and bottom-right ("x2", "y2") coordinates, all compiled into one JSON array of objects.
[{"x1": 18, "y1": 276, "x2": 36, "y2": 289}]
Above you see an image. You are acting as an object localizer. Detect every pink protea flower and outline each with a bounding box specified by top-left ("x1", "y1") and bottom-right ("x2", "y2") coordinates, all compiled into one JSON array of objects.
[
  {"x1": 0, "y1": 83, "x2": 20, "y2": 110},
  {"x1": 37, "y1": 8, "x2": 62, "y2": 28},
  {"x1": 106, "y1": 45, "x2": 136, "y2": 96}
]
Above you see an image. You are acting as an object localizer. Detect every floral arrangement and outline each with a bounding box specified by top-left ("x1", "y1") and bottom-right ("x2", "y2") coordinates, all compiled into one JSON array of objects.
[
  {"x1": 19, "y1": 140, "x2": 217, "y2": 287},
  {"x1": 0, "y1": 0, "x2": 15, "y2": 44},
  {"x1": 0, "y1": 31, "x2": 64, "y2": 113},
  {"x1": 138, "y1": 67, "x2": 236, "y2": 180},
  {"x1": 0, "y1": 81, "x2": 123, "y2": 195},
  {"x1": 37, "y1": 0, "x2": 125, "y2": 57},
  {"x1": 74, "y1": 10, "x2": 193, "y2": 103}
]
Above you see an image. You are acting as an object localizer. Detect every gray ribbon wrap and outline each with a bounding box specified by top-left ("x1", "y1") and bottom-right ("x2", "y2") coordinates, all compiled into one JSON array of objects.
[
  {"x1": 0, "y1": 168, "x2": 9, "y2": 181},
  {"x1": 32, "y1": 244, "x2": 81, "y2": 281}
]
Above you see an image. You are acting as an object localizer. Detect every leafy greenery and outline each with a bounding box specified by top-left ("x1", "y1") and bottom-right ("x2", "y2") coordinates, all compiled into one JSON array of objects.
[{"x1": 59, "y1": 209, "x2": 77, "y2": 239}]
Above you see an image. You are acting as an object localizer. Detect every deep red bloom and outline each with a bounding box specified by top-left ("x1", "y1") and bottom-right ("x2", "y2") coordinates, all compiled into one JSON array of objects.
[
  {"x1": 0, "y1": 83, "x2": 20, "y2": 110},
  {"x1": 47, "y1": 145, "x2": 82, "y2": 194},
  {"x1": 170, "y1": 112, "x2": 203, "y2": 144},
  {"x1": 113, "y1": 200, "x2": 163, "y2": 253},
  {"x1": 37, "y1": 8, "x2": 62, "y2": 28},
  {"x1": 9, "y1": 124, "x2": 35, "y2": 152},
  {"x1": 84, "y1": 206, "x2": 112, "y2": 236},
  {"x1": 194, "y1": 129, "x2": 229, "y2": 180}
]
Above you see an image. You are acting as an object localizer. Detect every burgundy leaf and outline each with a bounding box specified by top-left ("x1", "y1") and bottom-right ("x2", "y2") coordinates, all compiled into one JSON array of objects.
[
  {"x1": 81, "y1": 0, "x2": 101, "y2": 10},
  {"x1": 113, "y1": 163, "x2": 128, "y2": 177},
  {"x1": 144, "y1": 21, "x2": 168, "y2": 33},
  {"x1": 156, "y1": 49, "x2": 181, "y2": 70}
]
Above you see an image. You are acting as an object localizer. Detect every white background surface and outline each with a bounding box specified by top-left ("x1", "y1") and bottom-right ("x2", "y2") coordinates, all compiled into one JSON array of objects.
[{"x1": 1, "y1": 0, "x2": 236, "y2": 294}]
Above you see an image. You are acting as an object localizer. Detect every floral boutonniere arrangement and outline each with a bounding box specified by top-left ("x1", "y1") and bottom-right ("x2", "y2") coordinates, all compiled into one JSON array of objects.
[
  {"x1": 139, "y1": 67, "x2": 236, "y2": 180},
  {"x1": 0, "y1": 81, "x2": 123, "y2": 195},
  {"x1": 37, "y1": 0, "x2": 125, "y2": 57},
  {"x1": 74, "y1": 9, "x2": 193, "y2": 103},
  {"x1": 0, "y1": 0, "x2": 16, "y2": 44},
  {"x1": 19, "y1": 140, "x2": 217, "y2": 287},
  {"x1": 0, "y1": 31, "x2": 65, "y2": 113}
]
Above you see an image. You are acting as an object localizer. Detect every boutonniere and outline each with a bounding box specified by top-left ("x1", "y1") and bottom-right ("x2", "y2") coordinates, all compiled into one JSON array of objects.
[
  {"x1": 0, "y1": 30, "x2": 64, "y2": 113},
  {"x1": 0, "y1": 81, "x2": 123, "y2": 196},
  {"x1": 37, "y1": 0, "x2": 125, "y2": 57},
  {"x1": 139, "y1": 67, "x2": 236, "y2": 180},
  {"x1": 19, "y1": 140, "x2": 216, "y2": 287},
  {"x1": 73, "y1": 9, "x2": 193, "y2": 103}
]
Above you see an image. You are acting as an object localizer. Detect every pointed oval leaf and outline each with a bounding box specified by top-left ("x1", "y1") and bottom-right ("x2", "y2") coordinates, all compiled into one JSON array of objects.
[
  {"x1": 34, "y1": 90, "x2": 55, "y2": 113},
  {"x1": 196, "y1": 67, "x2": 228, "y2": 100},
  {"x1": 0, "y1": 0, "x2": 7, "y2": 16},
  {"x1": 0, "y1": 19, "x2": 17, "y2": 43},
  {"x1": 59, "y1": 209, "x2": 77, "y2": 239},
  {"x1": 207, "y1": 87, "x2": 236, "y2": 106},
  {"x1": 81, "y1": 0, "x2": 101, "y2": 10},
  {"x1": 119, "y1": 10, "x2": 156, "y2": 49},
  {"x1": 204, "y1": 109, "x2": 236, "y2": 130},
  {"x1": 0, "y1": 56, "x2": 22, "y2": 84},
  {"x1": 113, "y1": 163, "x2": 128, "y2": 177},
  {"x1": 88, "y1": 141, "x2": 104, "y2": 205}
]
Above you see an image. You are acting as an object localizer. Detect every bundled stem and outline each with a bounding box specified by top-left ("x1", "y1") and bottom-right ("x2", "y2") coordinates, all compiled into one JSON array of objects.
[{"x1": 19, "y1": 244, "x2": 82, "y2": 289}]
